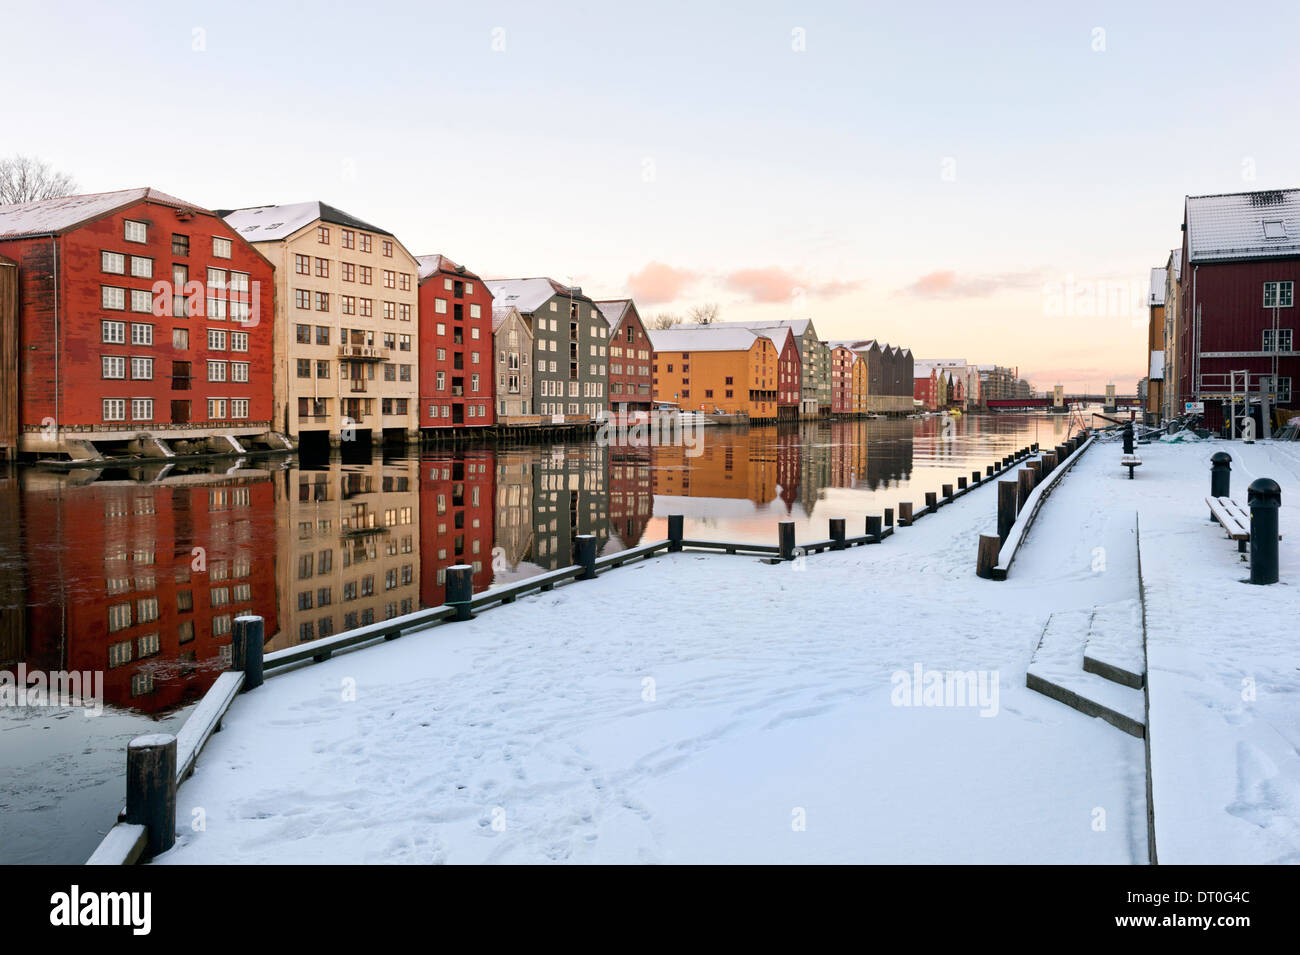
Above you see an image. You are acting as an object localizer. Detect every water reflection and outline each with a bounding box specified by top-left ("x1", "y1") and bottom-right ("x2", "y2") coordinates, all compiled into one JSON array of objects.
[{"x1": 0, "y1": 414, "x2": 1082, "y2": 716}]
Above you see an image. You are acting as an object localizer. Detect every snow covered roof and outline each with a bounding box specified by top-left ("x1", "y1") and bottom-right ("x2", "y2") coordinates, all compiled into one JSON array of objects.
[
  {"x1": 1168, "y1": 248, "x2": 1183, "y2": 281},
  {"x1": 1149, "y1": 267, "x2": 1167, "y2": 306},
  {"x1": 492, "y1": 305, "x2": 525, "y2": 334},
  {"x1": 220, "y1": 201, "x2": 394, "y2": 242},
  {"x1": 0, "y1": 187, "x2": 201, "y2": 239},
  {"x1": 594, "y1": 299, "x2": 632, "y2": 329},
  {"x1": 752, "y1": 327, "x2": 796, "y2": 351},
  {"x1": 647, "y1": 325, "x2": 763, "y2": 353},
  {"x1": 1149, "y1": 350, "x2": 1165, "y2": 380},
  {"x1": 678, "y1": 318, "x2": 815, "y2": 339},
  {"x1": 1185, "y1": 189, "x2": 1300, "y2": 263},
  {"x1": 415, "y1": 253, "x2": 481, "y2": 283},
  {"x1": 485, "y1": 278, "x2": 591, "y2": 313}
]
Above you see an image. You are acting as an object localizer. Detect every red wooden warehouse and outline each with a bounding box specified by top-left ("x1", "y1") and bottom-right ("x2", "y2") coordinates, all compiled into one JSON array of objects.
[
  {"x1": 594, "y1": 298, "x2": 654, "y2": 414},
  {"x1": 416, "y1": 254, "x2": 496, "y2": 431},
  {"x1": 0, "y1": 188, "x2": 278, "y2": 461}
]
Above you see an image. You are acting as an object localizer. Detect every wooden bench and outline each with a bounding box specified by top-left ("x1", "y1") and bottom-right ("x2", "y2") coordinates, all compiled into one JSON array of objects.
[
  {"x1": 1121, "y1": 454, "x2": 1142, "y2": 479},
  {"x1": 1207, "y1": 496, "x2": 1250, "y2": 552}
]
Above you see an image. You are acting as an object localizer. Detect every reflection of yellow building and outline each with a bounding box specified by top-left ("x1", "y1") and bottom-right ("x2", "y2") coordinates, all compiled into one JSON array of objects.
[
  {"x1": 652, "y1": 430, "x2": 776, "y2": 503},
  {"x1": 269, "y1": 458, "x2": 421, "y2": 651}
]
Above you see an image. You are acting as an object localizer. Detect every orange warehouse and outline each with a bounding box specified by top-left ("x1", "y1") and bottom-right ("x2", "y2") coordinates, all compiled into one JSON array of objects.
[{"x1": 648, "y1": 326, "x2": 778, "y2": 421}]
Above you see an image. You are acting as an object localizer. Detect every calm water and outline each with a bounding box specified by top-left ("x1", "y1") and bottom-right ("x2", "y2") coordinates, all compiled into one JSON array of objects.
[{"x1": 0, "y1": 412, "x2": 1088, "y2": 862}]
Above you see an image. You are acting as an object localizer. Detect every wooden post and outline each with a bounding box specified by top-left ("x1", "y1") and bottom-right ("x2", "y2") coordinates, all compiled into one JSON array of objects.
[
  {"x1": 986, "y1": 464, "x2": 994, "y2": 477},
  {"x1": 976, "y1": 534, "x2": 1001, "y2": 579},
  {"x1": 1042, "y1": 451, "x2": 1058, "y2": 476},
  {"x1": 972, "y1": 470, "x2": 981, "y2": 485},
  {"x1": 997, "y1": 481, "x2": 1017, "y2": 542},
  {"x1": 829, "y1": 518, "x2": 845, "y2": 550},
  {"x1": 778, "y1": 521, "x2": 795, "y2": 560},
  {"x1": 957, "y1": 477, "x2": 967, "y2": 491},
  {"x1": 1017, "y1": 469, "x2": 1035, "y2": 512},
  {"x1": 942, "y1": 483, "x2": 954, "y2": 500},
  {"x1": 884, "y1": 507, "x2": 894, "y2": 527},
  {"x1": 1031, "y1": 442, "x2": 1039, "y2": 451},
  {"x1": 898, "y1": 502, "x2": 913, "y2": 526},
  {"x1": 1027, "y1": 460, "x2": 1042, "y2": 485},
  {"x1": 925, "y1": 491, "x2": 937, "y2": 511},
  {"x1": 866, "y1": 515, "x2": 882, "y2": 542},
  {"x1": 667, "y1": 514, "x2": 683, "y2": 552},
  {"x1": 127, "y1": 733, "x2": 177, "y2": 858},
  {"x1": 446, "y1": 564, "x2": 474, "y2": 621},
  {"x1": 232, "y1": 615, "x2": 264, "y2": 691},
  {"x1": 575, "y1": 534, "x2": 597, "y2": 579}
]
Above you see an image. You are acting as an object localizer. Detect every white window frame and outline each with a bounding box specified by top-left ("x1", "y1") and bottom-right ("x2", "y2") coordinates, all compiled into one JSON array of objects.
[
  {"x1": 130, "y1": 323, "x2": 153, "y2": 346},
  {"x1": 1264, "y1": 281, "x2": 1295, "y2": 309},
  {"x1": 123, "y1": 220, "x2": 147, "y2": 243},
  {"x1": 102, "y1": 355, "x2": 126, "y2": 379},
  {"x1": 101, "y1": 251, "x2": 125, "y2": 274},
  {"x1": 102, "y1": 286, "x2": 126, "y2": 310},
  {"x1": 207, "y1": 360, "x2": 227, "y2": 382},
  {"x1": 208, "y1": 329, "x2": 227, "y2": 351},
  {"x1": 130, "y1": 357, "x2": 153, "y2": 380},
  {"x1": 230, "y1": 398, "x2": 249, "y2": 418},
  {"x1": 212, "y1": 236, "x2": 232, "y2": 259},
  {"x1": 130, "y1": 288, "x2": 152, "y2": 313},
  {"x1": 231, "y1": 361, "x2": 249, "y2": 382},
  {"x1": 130, "y1": 256, "x2": 153, "y2": 278},
  {"x1": 102, "y1": 320, "x2": 126, "y2": 344},
  {"x1": 231, "y1": 331, "x2": 249, "y2": 352},
  {"x1": 103, "y1": 398, "x2": 127, "y2": 421},
  {"x1": 131, "y1": 398, "x2": 153, "y2": 420}
]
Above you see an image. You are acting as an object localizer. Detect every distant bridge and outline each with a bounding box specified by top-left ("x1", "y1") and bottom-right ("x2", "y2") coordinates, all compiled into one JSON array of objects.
[{"x1": 985, "y1": 395, "x2": 1140, "y2": 409}]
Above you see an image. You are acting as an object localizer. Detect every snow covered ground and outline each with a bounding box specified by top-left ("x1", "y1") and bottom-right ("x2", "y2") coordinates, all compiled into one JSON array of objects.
[{"x1": 156, "y1": 441, "x2": 1161, "y2": 865}]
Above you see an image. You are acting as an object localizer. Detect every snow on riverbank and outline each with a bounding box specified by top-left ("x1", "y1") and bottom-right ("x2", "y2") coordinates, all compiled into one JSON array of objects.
[{"x1": 157, "y1": 447, "x2": 1152, "y2": 865}]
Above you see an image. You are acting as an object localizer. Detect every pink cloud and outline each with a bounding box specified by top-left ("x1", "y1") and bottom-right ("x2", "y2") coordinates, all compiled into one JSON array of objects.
[
  {"x1": 724, "y1": 267, "x2": 864, "y2": 304},
  {"x1": 901, "y1": 270, "x2": 1041, "y2": 299},
  {"x1": 627, "y1": 262, "x2": 700, "y2": 304}
]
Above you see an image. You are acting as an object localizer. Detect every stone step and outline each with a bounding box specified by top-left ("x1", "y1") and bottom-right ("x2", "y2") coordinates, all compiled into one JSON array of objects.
[
  {"x1": 1026, "y1": 608, "x2": 1146, "y2": 738},
  {"x1": 1082, "y1": 597, "x2": 1145, "y2": 689}
]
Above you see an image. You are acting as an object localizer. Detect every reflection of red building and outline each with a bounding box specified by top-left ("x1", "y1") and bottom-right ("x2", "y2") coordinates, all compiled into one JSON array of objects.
[
  {"x1": 416, "y1": 254, "x2": 496, "y2": 430},
  {"x1": 419, "y1": 450, "x2": 496, "y2": 606},
  {"x1": 16, "y1": 472, "x2": 278, "y2": 713},
  {"x1": 608, "y1": 446, "x2": 652, "y2": 546},
  {"x1": 776, "y1": 427, "x2": 801, "y2": 511}
]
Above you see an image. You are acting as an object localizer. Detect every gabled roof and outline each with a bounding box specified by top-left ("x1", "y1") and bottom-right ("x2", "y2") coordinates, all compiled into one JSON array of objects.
[
  {"x1": 1168, "y1": 247, "x2": 1182, "y2": 281},
  {"x1": 593, "y1": 299, "x2": 633, "y2": 329},
  {"x1": 0, "y1": 187, "x2": 201, "y2": 240},
  {"x1": 415, "y1": 253, "x2": 482, "y2": 283},
  {"x1": 1148, "y1": 267, "x2": 1166, "y2": 306},
  {"x1": 485, "y1": 277, "x2": 592, "y2": 313},
  {"x1": 752, "y1": 327, "x2": 796, "y2": 351},
  {"x1": 678, "y1": 318, "x2": 816, "y2": 339},
  {"x1": 492, "y1": 305, "x2": 526, "y2": 334},
  {"x1": 219, "y1": 201, "x2": 394, "y2": 242},
  {"x1": 1185, "y1": 189, "x2": 1300, "y2": 262},
  {"x1": 647, "y1": 325, "x2": 764, "y2": 353}
]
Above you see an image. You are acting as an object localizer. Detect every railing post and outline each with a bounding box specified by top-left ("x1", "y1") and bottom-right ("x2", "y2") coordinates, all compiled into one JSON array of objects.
[
  {"x1": 972, "y1": 470, "x2": 981, "y2": 485},
  {"x1": 985, "y1": 464, "x2": 994, "y2": 477},
  {"x1": 898, "y1": 502, "x2": 913, "y2": 526},
  {"x1": 1017, "y1": 469, "x2": 1035, "y2": 512},
  {"x1": 976, "y1": 534, "x2": 1001, "y2": 579},
  {"x1": 232, "y1": 615, "x2": 264, "y2": 691},
  {"x1": 866, "y1": 515, "x2": 882, "y2": 542},
  {"x1": 575, "y1": 534, "x2": 597, "y2": 579},
  {"x1": 667, "y1": 514, "x2": 684, "y2": 552},
  {"x1": 942, "y1": 483, "x2": 954, "y2": 500},
  {"x1": 884, "y1": 507, "x2": 894, "y2": 528},
  {"x1": 127, "y1": 733, "x2": 177, "y2": 858},
  {"x1": 924, "y1": 491, "x2": 937, "y2": 511},
  {"x1": 957, "y1": 477, "x2": 967, "y2": 491},
  {"x1": 829, "y1": 518, "x2": 845, "y2": 550},
  {"x1": 1248, "y1": 478, "x2": 1281, "y2": 585},
  {"x1": 778, "y1": 521, "x2": 795, "y2": 560},
  {"x1": 446, "y1": 564, "x2": 474, "y2": 621},
  {"x1": 997, "y1": 480, "x2": 1018, "y2": 542}
]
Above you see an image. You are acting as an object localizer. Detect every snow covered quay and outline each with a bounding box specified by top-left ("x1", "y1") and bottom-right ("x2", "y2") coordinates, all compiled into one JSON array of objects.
[{"x1": 151, "y1": 437, "x2": 1299, "y2": 864}]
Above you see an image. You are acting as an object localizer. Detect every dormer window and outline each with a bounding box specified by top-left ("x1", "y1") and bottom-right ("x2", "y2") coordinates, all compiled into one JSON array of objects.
[{"x1": 1263, "y1": 220, "x2": 1287, "y2": 239}]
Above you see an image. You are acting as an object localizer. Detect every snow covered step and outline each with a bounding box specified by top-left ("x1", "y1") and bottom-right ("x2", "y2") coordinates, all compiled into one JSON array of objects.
[
  {"x1": 1082, "y1": 598, "x2": 1145, "y2": 689},
  {"x1": 1026, "y1": 609, "x2": 1146, "y2": 738}
]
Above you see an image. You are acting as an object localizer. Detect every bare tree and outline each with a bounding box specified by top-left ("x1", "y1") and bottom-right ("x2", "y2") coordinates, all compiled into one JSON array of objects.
[
  {"x1": 649, "y1": 312, "x2": 682, "y2": 330},
  {"x1": 686, "y1": 302, "x2": 720, "y2": 325},
  {"x1": 0, "y1": 155, "x2": 78, "y2": 205}
]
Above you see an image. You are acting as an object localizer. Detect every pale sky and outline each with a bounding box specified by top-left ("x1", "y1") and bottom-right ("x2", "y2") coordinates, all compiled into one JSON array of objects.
[{"x1": 6, "y1": 0, "x2": 1299, "y2": 392}]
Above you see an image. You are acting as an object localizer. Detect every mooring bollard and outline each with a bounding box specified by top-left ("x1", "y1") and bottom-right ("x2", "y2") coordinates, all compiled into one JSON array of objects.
[
  {"x1": 866, "y1": 515, "x2": 882, "y2": 542},
  {"x1": 1122, "y1": 424, "x2": 1135, "y2": 455},
  {"x1": 986, "y1": 464, "x2": 994, "y2": 477},
  {"x1": 1248, "y1": 478, "x2": 1281, "y2": 585},
  {"x1": 942, "y1": 483, "x2": 954, "y2": 500},
  {"x1": 446, "y1": 564, "x2": 474, "y2": 621},
  {"x1": 829, "y1": 518, "x2": 845, "y2": 550},
  {"x1": 1032, "y1": 442, "x2": 1039, "y2": 451},
  {"x1": 1210, "y1": 452, "x2": 1232, "y2": 518},
  {"x1": 976, "y1": 534, "x2": 1001, "y2": 579},
  {"x1": 899, "y1": 502, "x2": 914, "y2": 526},
  {"x1": 1017, "y1": 469, "x2": 1035, "y2": 511},
  {"x1": 127, "y1": 733, "x2": 177, "y2": 858},
  {"x1": 971, "y1": 470, "x2": 981, "y2": 485},
  {"x1": 997, "y1": 480, "x2": 1017, "y2": 542},
  {"x1": 575, "y1": 534, "x2": 597, "y2": 579},
  {"x1": 778, "y1": 521, "x2": 796, "y2": 560},
  {"x1": 1027, "y1": 460, "x2": 1042, "y2": 484},
  {"x1": 957, "y1": 476, "x2": 967, "y2": 491},
  {"x1": 667, "y1": 514, "x2": 684, "y2": 551},
  {"x1": 925, "y1": 491, "x2": 938, "y2": 511},
  {"x1": 231, "y1": 615, "x2": 264, "y2": 691},
  {"x1": 884, "y1": 507, "x2": 894, "y2": 527}
]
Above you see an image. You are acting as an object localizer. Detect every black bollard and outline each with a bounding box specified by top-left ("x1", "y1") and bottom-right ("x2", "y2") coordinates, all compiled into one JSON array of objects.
[
  {"x1": 1210, "y1": 452, "x2": 1232, "y2": 517},
  {"x1": 668, "y1": 514, "x2": 684, "y2": 552},
  {"x1": 884, "y1": 507, "x2": 894, "y2": 527},
  {"x1": 127, "y1": 733, "x2": 177, "y2": 857},
  {"x1": 986, "y1": 464, "x2": 994, "y2": 477},
  {"x1": 575, "y1": 534, "x2": 597, "y2": 579},
  {"x1": 866, "y1": 515, "x2": 882, "y2": 542},
  {"x1": 778, "y1": 521, "x2": 795, "y2": 560},
  {"x1": 899, "y1": 502, "x2": 914, "y2": 526},
  {"x1": 1247, "y1": 478, "x2": 1281, "y2": 585},
  {"x1": 942, "y1": 483, "x2": 954, "y2": 500},
  {"x1": 1122, "y1": 424, "x2": 1134, "y2": 455},
  {"x1": 829, "y1": 518, "x2": 845, "y2": 550},
  {"x1": 957, "y1": 476, "x2": 967, "y2": 491},
  {"x1": 972, "y1": 470, "x2": 981, "y2": 486},
  {"x1": 925, "y1": 491, "x2": 938, "y2": 511},
  {"x1": 446, "y1": 564, "x2": 474, "y2": 621},
  {"x1": 232, "y1": 615, "x2": 264, "y2": 691}
]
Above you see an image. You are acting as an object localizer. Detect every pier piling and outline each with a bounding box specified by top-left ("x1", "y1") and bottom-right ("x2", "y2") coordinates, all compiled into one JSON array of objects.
[
  {"x1": 997, "y1": 481, "x2": 1018, "y2": 542},
  {"x1": 127, "y1": 734, "x2": 177, "y2": 858}
]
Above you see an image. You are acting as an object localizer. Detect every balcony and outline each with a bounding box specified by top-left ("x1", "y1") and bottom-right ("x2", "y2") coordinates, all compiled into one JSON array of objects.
[{"x1": 338, "y1": 344, "x2": 390, "y2": 362}]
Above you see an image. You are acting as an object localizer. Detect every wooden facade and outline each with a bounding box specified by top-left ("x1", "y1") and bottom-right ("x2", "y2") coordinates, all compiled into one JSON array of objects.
[{"x1": 0, "y1": 254, "x2": 16, "y2": 460}]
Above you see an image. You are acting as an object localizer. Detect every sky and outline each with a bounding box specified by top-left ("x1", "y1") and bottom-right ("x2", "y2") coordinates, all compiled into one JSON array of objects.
[{"x1": 5, "y1": 0, "x2": 1300, "y2": 392}]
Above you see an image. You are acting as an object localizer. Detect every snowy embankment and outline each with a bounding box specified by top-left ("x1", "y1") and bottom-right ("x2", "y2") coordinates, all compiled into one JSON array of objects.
[
  {"x1": 1134, "y1": 440, "x2": 1300, "y2": 864},
  {"x1": 156, "y1": 449, "x2": 1150, "y2": 865}
]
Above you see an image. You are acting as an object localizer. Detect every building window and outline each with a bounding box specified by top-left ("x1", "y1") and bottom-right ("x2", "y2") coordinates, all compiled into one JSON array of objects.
[
  {"x1": 172, "y1": 233, "x2": 189, "y2": 256},
  {"x1": 435, "y1": 299, "x2": 447, "y2": 315},
  {"x1": 1263, "y1": 328, "x2": 1294, "y2": 352},
  {"x1": 209, "y1": 329, "x2": 227, "y2": 350},
  {"x1": 400, "y1": 303, "x2": 411, "y2": 322},
  {"x1": 123, "y1": 219, "x2": 147, "y2": 243},
  {"x1": 316, "y1": 326, "x2": 330, "y2": 345},
  {"x1": 342, "y1": 295, "x2": 356, "y2": 315},
  {"x1": 213, "y1": 236, "x2": 232, "y2": 259},
  {"x1": 316, "y1": 360, "x2": 329, "y2": 378},
  {"x1": 342, "y1": 262, "x2": 355, "y2": 282},
  {"x1": 315, "y1": 291, "x2": 329, "y2": 311},
  {"x1": 342, "y1": 229, "x2": 355, "y2": 249},
  {"x1": 130, "y1": 288, "x2": 152, "y2": 313},
  {"x1": 382, "y1": 240, "x2": 393, "y2": 257},
  {"x1": 130, "y1": 256, "x2": 152, "y2": 278},
  {"x1": 1278, "y1": 377, "x2": 1292, "y2": 403},
  {"x1": 359, "y1": 298, "x2": 372, "y2": 317},
  {"x1": 130, "y1": 357, "x2": 153, "y2": 380},
  {"x1": 102, "y1": 356, "x2": 126, "y2": 379},
  {"x1": 103, "y1": 398, "x2": 126, "y2": 421},
  {"x1": 295, "y1": 254, "x2": 310, "y2": 275},
  {"x1": 102, "y1": 286, "x2": 126, "y2": 310},
  {"x1": 399, "y1": 335, "x2": 411, "y2": 351},
  {"x1": 131, "y1": 398, "x2": 153, "y2": 420},
  {"x1": 208, "y1": 399, "x2": 227, "y2": 419},
  {"x1": 295, "y1": 289, "x2": 310, "y2": 309},
  {"x1": 360, "y1": 234, "x2": 372, "y2": 253},
  {"x1": 318, "y1": 226, "x2": 330, "y2": 244},
  {"x1": 231, "y1": 398, "x2": 249, "y2": 418},
  {"x1": 231, "y1": 362, "x2": 249, "y2": 382},
  {"x1": 102, "y1": 320, "x2": 126, "y2": 343},
  {"x1": 207, "y1": 360, "x2": 227, "y2": 381},
  {"x1": 296, "y1": 324, "x2": 311, "y2": 344},
  {"x1": 231, "y1": 331, "x2": 248, "y2": 351},
  {"x1": 101, "y1": 251, "x2": 125, "y2": 274},
  {"x1": 315, "y1": 257, "x2": 329, "y2": 278},
  {"x1": 1264, "y1": 281, "x2": 1294, "y2": 309},
  {"x1": 360, "y1": 265, "x2": 372, "y2": 285},
  {"x1": 297, "y1": 358, "x2": 312, "y2": 378}
]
